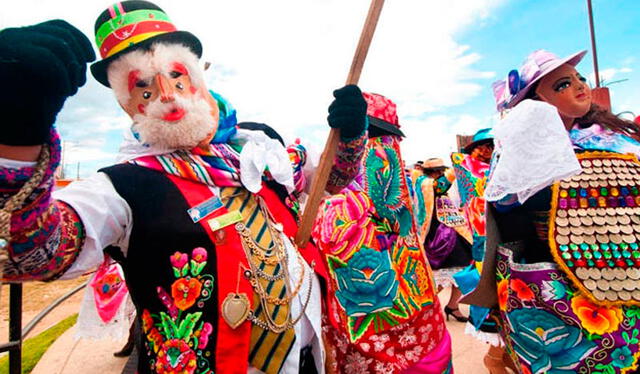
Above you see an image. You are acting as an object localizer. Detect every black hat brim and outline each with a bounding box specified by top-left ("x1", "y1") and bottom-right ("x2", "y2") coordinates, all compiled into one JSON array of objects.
[
  {"x1": 368, "y1": 116, "x2": 405, "y2": 137},
  {"x1": 463, "y1": 138, "x2": 493, "y2": 154},
  {"x1": 90, "y1": 30, "x2": 202, "y2": 87}
]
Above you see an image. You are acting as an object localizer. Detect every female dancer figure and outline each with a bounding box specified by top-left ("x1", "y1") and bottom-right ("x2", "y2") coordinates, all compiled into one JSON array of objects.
[{"x1": 467, "y1": 49, "x2": 640, "y2": 374}]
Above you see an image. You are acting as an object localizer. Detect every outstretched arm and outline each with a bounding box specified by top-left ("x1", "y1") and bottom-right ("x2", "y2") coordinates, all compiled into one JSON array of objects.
[{"x1": 0, "y1": 20, "x2": 97, "y2": 281}]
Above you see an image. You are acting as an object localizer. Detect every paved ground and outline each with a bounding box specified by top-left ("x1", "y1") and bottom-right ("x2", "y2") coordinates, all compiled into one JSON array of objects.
[{"x1": 30, "y1": 286, "x2": 491, "y2": 373}]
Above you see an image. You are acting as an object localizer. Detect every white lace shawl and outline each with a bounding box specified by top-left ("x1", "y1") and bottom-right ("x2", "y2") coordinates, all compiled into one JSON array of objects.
[{"x1": 484, "y1": 100, "x2": 581, "y2": 204}]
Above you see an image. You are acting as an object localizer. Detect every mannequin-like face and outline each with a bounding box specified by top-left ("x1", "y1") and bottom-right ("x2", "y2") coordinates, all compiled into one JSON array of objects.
[
  {"x1": 123, "y1": 63, "x2": 196, "y2": 119},
  {"x1": 534, "y1": 64, "x2": 592, "y2": 128},
  {"x1": 108, "y1": 44, "x2": 219, "y2": 149}
]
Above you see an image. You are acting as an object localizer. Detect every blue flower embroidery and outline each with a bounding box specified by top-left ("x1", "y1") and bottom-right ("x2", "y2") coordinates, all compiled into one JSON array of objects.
[
  {"x1": 611, "y1": 346, "x2": 634, "y2": 369},
  {"x1": 334, "y1": 248, "x2": 399, "y2": 316},
  {"x1": 508, "y1": 308, "x2": 596, "y2": 374}
]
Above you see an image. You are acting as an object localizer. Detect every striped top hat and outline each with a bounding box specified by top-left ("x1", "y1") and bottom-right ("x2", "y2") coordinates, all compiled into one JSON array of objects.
[{"x1": 90, "y1": 1, "x2": 202, "y2": 87}]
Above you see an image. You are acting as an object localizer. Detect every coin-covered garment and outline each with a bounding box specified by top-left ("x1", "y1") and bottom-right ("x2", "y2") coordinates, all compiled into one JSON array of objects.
[{"x1": 550, "y1": 151, "x2": 640, "y2": 305}]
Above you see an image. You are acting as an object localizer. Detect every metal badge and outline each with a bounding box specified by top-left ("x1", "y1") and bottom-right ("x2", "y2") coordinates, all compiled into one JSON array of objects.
[
  {"x1": 611, "y1": 234, "x2": 623, "y2": 244},
  {"x1": 605, "y1": 290, "x2": 618, "y2": 301},
  {"x1": 188, "y1": 196, "x2": 223, "y2": 223},
  {"x1": 610, "y1": 280, "x2": 624, "y2": 292},
  {"x1": 623, "y1": 279, "x2": 638, "y2": 291},
  {"x1": 556, "y1": 217, "x2": 569, "y2": 227},
  {"x1": 570, "y1": 234, "x2": 584, "y2": 244},
  {"x1": 597, "y1": 279, "x2": 611, "y2": 291},
  {"x1": 608, "y1": 225, "x2": 621, "y2": 234},
  {"x1": 593, "y1": 216, "x2": 606, "y2": 226},
  {"x1": 570, "y1": 226, "x2": 584, "y2": 236},
  {"x1": 208, "y1": 210, "x2": 243, "y2": 232},
  {"x1": 619, "y1": 290, "x2": 632, "y2": 301},
  {"x1": 621, "y1": 225, "x2": 634, "y2": 235},
  {"x1": 596, "y1": 233, "x2": 609, "y2": 243},
  {"x1": 576, "y1": 268, "x2": 589, "y2": 280},
  {"x1": 602, "y1": 268, "x2": 615, "y2": 281},
  {"x1": 627, "y1": 268, "x2": 640, "y2": 280},
  {"x1": 580, "y1": 216, "x2": 594, "y2": 226},
  {"x1": 584, "y1": 279, "x2": 597, "y2": 290},
  {"x1": 618, "y1": 215, "x2": 631, "y2": 225},
  {"x1": 593, "y1": 289, "x2": 607, "y2": 301}
]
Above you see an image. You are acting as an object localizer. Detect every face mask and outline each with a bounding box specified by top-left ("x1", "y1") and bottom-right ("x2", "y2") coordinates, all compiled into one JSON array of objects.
[{"x1": 434, "y1": 175, "x2": 452, "y2": 195}]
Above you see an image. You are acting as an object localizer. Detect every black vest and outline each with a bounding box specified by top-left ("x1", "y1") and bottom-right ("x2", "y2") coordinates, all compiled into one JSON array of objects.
[{"x1": 101, "y1": 164, "x2": 219, "y2": 374}]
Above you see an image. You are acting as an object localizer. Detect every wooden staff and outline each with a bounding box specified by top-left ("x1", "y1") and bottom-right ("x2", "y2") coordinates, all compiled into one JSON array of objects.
[{"x1": 295, "y1": 0, "x2": 385, "y2": 247}]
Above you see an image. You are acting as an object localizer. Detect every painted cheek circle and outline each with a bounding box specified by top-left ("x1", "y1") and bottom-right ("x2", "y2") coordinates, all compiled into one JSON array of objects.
[
  {"x1": 190, "y1": 86, "x2": 197, "y2": 94},
  {"x1": 138, "y1": 104, "x2": 145, "y2": 114}
]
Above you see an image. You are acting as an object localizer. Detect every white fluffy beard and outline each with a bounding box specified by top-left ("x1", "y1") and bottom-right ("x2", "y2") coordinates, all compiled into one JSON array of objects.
[{"x1": 132, "y1": 95, "x2": 215, "y2": 150}]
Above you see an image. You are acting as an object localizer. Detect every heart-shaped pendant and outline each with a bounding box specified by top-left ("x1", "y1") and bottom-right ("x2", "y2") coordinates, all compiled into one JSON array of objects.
[{"x1": 221, "y1": 292, "x2": 250, "y2": 329}]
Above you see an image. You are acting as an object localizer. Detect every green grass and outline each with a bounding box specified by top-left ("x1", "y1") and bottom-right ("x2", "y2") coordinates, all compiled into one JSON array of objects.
[{"x1": 0, "y1": 313, "x2": 78, "y2": 374}]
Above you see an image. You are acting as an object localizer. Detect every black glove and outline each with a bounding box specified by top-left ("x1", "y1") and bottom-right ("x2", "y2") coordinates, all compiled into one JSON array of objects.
[
  {"x1": 0, "y1": 20, "x2": 95, "y2": 145},
  {"x1": 327, "y1": 85, "x2": 368, "y2": 140}
]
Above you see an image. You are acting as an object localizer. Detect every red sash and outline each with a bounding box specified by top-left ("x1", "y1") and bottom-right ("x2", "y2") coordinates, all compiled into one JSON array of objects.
[
  {"x1": 168, "y1": 175, "x2": 252, "y2": 374},
  {"x1": 167, "y1": 177, "x2": 327, "y2": 373}
]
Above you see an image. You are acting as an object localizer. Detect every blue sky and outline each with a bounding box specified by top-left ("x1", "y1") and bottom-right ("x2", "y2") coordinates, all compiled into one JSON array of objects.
[{"x1": 3, "y1": 0, "x2": 638, "y2": 177}]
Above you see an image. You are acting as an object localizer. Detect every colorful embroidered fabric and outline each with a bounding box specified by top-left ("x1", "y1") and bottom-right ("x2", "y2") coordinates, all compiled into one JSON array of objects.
[
  {"x1": 328, "y1": 130, "x2": 367, "y2": 192},
  {"x1": 571, "y1": 123, "x2": 640, "y2": 156},
  {"x1": 313, "y1": 135, "x2": 450, "y2": 373},
  {"x1": 132, "y1": 131, "x2": 366, "y2": 216},
  {"x1": 141, "y1": 247, "x2": 215, "y2": 374},
  {"x1": 90, "y1": 260, "x2": 129, "y2": 323},
  {"x1": 409, "y1": 172, "x2": 434, "y2": 244},
  {"x1": 451, "y1": 152, "x2": 494, "y2": 332},
  {"x1": 496, "y1": 244, "x2": 640, "y2": 374},
  {"x1": 549, "y1": 151, "x2": 640, "y2": 306},
  {"x1": 323, "y1": 302, "x2": 450, "y2": 374},
  {"x1": 0, "y1": 128, "x2": 85, "y2": 282},
  {"x1": 451, "y1": 152, "x2": 490, "y2": 262},
  {"x1": 435, "y1": 196, "x2": 472, "y2": 244}
]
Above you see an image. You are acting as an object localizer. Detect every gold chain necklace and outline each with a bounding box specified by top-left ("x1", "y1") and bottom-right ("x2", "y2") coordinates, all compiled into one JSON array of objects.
[
  {"x1": 235, "y1": 195, "x2": 313, "y2": 332},
  {"x1": 236, "y1": 222, "x2": 286, "y2": 265}
]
